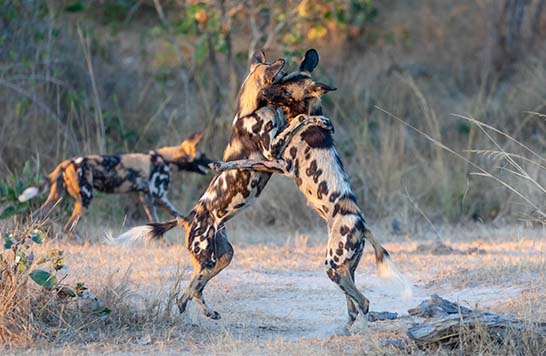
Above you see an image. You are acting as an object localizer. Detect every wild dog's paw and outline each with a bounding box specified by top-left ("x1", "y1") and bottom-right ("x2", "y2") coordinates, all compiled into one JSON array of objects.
[
  {"x1": 271, "y1": 139, "x2": 285, "y2": 157},
  {"x1": 205, "y1": 310, "x2": 221, "y2": 320},
  {"x1": 314, "y1": 116, "x2": 334, "y2": 133},
  {"x1": 208, "y1": 161, "x2": 224, "y2": 172}
]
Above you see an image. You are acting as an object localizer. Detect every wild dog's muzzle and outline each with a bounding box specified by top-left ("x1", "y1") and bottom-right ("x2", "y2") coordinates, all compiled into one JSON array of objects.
[{"x1": 177, "y1": 154, "x2": 213, "y2": 175}]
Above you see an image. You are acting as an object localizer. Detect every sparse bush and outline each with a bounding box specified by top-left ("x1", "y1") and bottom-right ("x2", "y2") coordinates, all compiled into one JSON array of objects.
[{"x1": 0, "y1": 222, "x2": 109, "y2": 345}]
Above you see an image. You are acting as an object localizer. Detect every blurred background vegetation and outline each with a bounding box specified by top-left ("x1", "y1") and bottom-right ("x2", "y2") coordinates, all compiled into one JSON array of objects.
[{"x1": 1, "y1": 0, "x2": 546, "y2": 236}]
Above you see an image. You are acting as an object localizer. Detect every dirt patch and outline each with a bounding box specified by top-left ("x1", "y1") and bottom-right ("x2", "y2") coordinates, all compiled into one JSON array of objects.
[
  {"x1": 181, "y1": 267, "x2": 525, "y2": 340},
  {"x1": 1, "y1": 231, "x2": 544, "y2": 355}
]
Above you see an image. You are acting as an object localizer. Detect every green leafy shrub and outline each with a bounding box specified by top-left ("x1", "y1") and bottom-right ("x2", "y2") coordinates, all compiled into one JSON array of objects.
[
  {"x1": 0, "y1": 224, "x2": 109, "y2": 344},
  {"x1": 0, "y1": 162, "x2": 44, "y2": 220}
]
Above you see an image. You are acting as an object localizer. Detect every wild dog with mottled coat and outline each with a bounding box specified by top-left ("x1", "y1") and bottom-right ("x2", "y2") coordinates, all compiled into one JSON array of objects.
[
  {"x1": 114, "y1": 50, "x2": 331, "y2": 319},
  {"x1": 19, "y1": 132, "x2": 210, "y2": 239},
  {"x1": 211, "y1": 51, "x2": 411, "y2": 330}
]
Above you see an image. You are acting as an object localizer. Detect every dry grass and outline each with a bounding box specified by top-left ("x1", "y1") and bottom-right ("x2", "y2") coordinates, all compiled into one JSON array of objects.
[
  {"x1": 2, "y1": 1, "x2": 546, "y2": 354},
  {"x1": 1, "y1": 1, "x2": 546, "y2": 228},
  {"x1": 0, "y1": 222, "x2": 544, "y2": 355}
]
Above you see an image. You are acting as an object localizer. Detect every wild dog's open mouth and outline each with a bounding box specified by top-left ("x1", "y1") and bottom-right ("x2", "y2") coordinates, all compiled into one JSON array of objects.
[
  {"x1": 196, "y1": 164, "x2": 209, "y2": 175},
  {"x1": 176, "y1": 155, "x2": 213, "y2": 175},
  {"x1": 194, "y1": 154, "x2": 213, "y2": 175}
]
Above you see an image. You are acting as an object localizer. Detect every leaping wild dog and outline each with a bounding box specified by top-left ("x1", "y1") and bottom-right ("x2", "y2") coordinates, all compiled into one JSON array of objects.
[
  {"x1": 19, "y1": 132, "x2": 211, "y2": 239},
  {"x1": 114, "y1": 50, "x2": 332, "y2": 319},
  {"x1": 211, "y1": 53, "x2": 412, "y2": 331}
]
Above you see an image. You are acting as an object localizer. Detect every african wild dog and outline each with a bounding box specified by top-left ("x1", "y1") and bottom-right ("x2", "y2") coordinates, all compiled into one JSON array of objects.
[
  {"x1": 19, "y1": 132, "x2": 210, "y2": 239},
  {"x1": 114, "y1": 50, "x2": 331, "y2": 319},
  {"x1": 211, "y1": 52, "x2": 411, "y2": 331}
]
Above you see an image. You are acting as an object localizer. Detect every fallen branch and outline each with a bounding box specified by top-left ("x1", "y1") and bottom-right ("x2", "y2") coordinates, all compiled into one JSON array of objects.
[{"x1": 407, "y1": 295, "x2": 546, "y2": 349}]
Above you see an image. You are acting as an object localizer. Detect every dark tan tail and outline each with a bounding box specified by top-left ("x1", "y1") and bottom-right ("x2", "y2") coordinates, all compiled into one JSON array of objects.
[{"x1": 147, "y1": 218, "x2": 179, "y2": 239}]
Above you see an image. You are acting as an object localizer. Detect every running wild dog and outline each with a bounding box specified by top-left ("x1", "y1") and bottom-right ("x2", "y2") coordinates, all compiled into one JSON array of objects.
[
  {"x1": 19, "y1": 132, "x2": 211, "y2": 239},
  {"x1": 114, "y1": 50, "x2": 332, "y2": 319},
  {"x1": 212, "y1": 57, "x2": 412, "y2": 330}
]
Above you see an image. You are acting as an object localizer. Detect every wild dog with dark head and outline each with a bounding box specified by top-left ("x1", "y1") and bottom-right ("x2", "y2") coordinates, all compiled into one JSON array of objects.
[
  {"x1": 19, "y1": 132, "x2": 210, "y2": 239},
  {"x1": 114, "y1": 50, "x2": 331, "y2": 319},
  {"x1": 211, "y1": 50, "x2": 411, "y2": 331}
]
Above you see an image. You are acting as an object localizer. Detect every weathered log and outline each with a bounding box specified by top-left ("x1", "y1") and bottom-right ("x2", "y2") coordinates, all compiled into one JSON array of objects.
[
  {"x1": 408, "y1": 294, "x2": 472, "y2": 318},
  {"x1": 368, "y1": 311, "x2": 398, "y2": 322},
  {"x1": 407, "y1": 295, "x2": 546, "y2": 349}
]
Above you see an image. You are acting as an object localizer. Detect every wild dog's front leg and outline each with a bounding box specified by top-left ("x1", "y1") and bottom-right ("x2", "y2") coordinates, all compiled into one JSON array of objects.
[
  {"x1": 139, "y1": 193, "x2": 158, "y2": 222},
  {"x1": 209, "y1": 159, "x2": 288, "y2": 175},
  {"x1": 270, "y1": 115, "x2": 333, "y2": 157},
  {"x1": 159, "y1": 195, "x2": 183, "y2": 217}
]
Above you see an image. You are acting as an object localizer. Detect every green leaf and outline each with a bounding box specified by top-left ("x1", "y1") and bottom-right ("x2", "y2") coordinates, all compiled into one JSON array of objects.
[
  {"x1": 22, "y1": 161, "x2": 31, "y2": 179},
  {"x1": 0, "y1": 182, "x2": 8, "y2": 196},
  {"x1": 94, "y1": 306, "x2": 111, "y2": 319},
  {"x1": 15, "y1": 201, "x2": 29, "y2": 214},
  {"x1": 16, "y1": 249, "x2": 27, "y2": 272},
  {"x1": 175, "y1": 17, "x2": 195, "y2": 35},
  {"x1": 31, "y1": 230, "x2": 45, "y2": 244},
  {"x1": 76, "y1": 282, "x2": 87, "y2": 295},
  {"x1": 57, "y1": 286, "x2": 76, "y2": 298},
  {"x1": 0, "y1": 206, "x2": 16, "y2": 219},
  {"x1": 15, "y1": 179, "x2": 24, "y2": 195},
  {"x1": 64, "y1": 2, "x2": 84, "y2": 13},
  {"x1": 194, "y1": 36, "x2": 208, "y2": 65},
  {"x1": 30, "y1": 270, "x2": 57, "y2": 289},
  {"x1": 3, "y1": 234, "x2": 13, "y2": 249}
]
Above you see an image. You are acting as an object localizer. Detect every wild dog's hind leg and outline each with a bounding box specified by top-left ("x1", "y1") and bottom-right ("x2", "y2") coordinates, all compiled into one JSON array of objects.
[
  {"x1": 139, "y1": 193, "x2": 158, "y2": 222},
  {"x1": 345, "y1": 248, "x2": 364, "y2": 328},
  {"x1": 33, "y1": 180, "x2": 64, "y2": 220},
  {"x1": 327, "y1": 263, "x2": 370, "y2": 330},
  {"x1": 177, "y1": 227, "x2": 234, "y2": 319},
  {"x1": 63, "y1": 163, "x2": 92, "y2": 241},
  {"x1": 325, "y1": 227, "x2": 369, "y2": 330},
  {"x1": 63, "y1": 201, "x2": 85, "y2": 242}
]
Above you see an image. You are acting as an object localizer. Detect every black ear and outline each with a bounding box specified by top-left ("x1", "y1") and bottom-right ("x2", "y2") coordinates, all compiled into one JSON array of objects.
[
  {"x1": 250, "y1": 50, "x2": 266, "y2": 70},
  {"x1": 310, "y1": 82, "x2": 336, "y2": 96},
  {"x1": 299, "y1": 49, "x2": 319, "y2": 73},
  {"x1": 265, "y1": 59, "x2": 286, "y2": 82}
]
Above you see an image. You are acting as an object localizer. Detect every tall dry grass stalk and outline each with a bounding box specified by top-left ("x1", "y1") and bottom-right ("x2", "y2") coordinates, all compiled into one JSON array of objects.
[
  {"x1": 376, "y1": 107, "x2": 546, "y2": 224},
  {"x1": 1, "y1": 1, "x2": 545, "y2": 233}
]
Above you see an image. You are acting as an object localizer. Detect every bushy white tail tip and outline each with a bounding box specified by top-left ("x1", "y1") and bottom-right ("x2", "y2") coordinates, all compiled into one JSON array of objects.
[
  {"x1": 18, "y1": 187, "x2": 39, "y2": 202},
  {"x1": 378, "y1": 256, "x2": 413, "y2": 299},
  {"x1": 105, "y1": 225, "x2": 154, "y2": 247}
]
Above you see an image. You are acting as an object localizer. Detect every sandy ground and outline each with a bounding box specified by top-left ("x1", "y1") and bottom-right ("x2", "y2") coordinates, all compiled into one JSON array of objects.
[{"x1": 2, "y1": 225, "x2": 546, "y2": 355}]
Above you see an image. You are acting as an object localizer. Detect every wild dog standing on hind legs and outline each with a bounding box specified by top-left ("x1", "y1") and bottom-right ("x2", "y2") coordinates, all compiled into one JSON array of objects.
[
  {"x1": 212, "y1": 52, "x2": 412, "y2": 331},
  {"x1": 18, "y1": 132, "x2": 211, "y2": 240},
  {"x1": 114, "y1": 50, "x2": 332, "y2": 319}
]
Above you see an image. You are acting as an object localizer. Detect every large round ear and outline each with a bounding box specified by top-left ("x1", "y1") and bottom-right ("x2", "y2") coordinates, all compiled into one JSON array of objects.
[
  {"x1": 265, "y1": 58, "x2": 286, "y2": 82},
  {"x1": 250, "y1": 50, "x2": 266, "y2": 71},
  {"x1": 299, "y1": 49, "x2": 319, "y2": 73},
  {"x1": 181, "y1": 131, "x2": 204, "y2": 155}
]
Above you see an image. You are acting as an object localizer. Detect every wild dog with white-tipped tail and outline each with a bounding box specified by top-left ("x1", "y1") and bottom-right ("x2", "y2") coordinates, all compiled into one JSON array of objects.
[
  {"x1": 211, "y1": 50, "x2": 412, "y2": 330},
  {"x1": 19, "y1": 132, "x2": 211, "y2": 240},
  {"x1": 113, "y1": 50, "x2": 332, "y2": 320}
]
